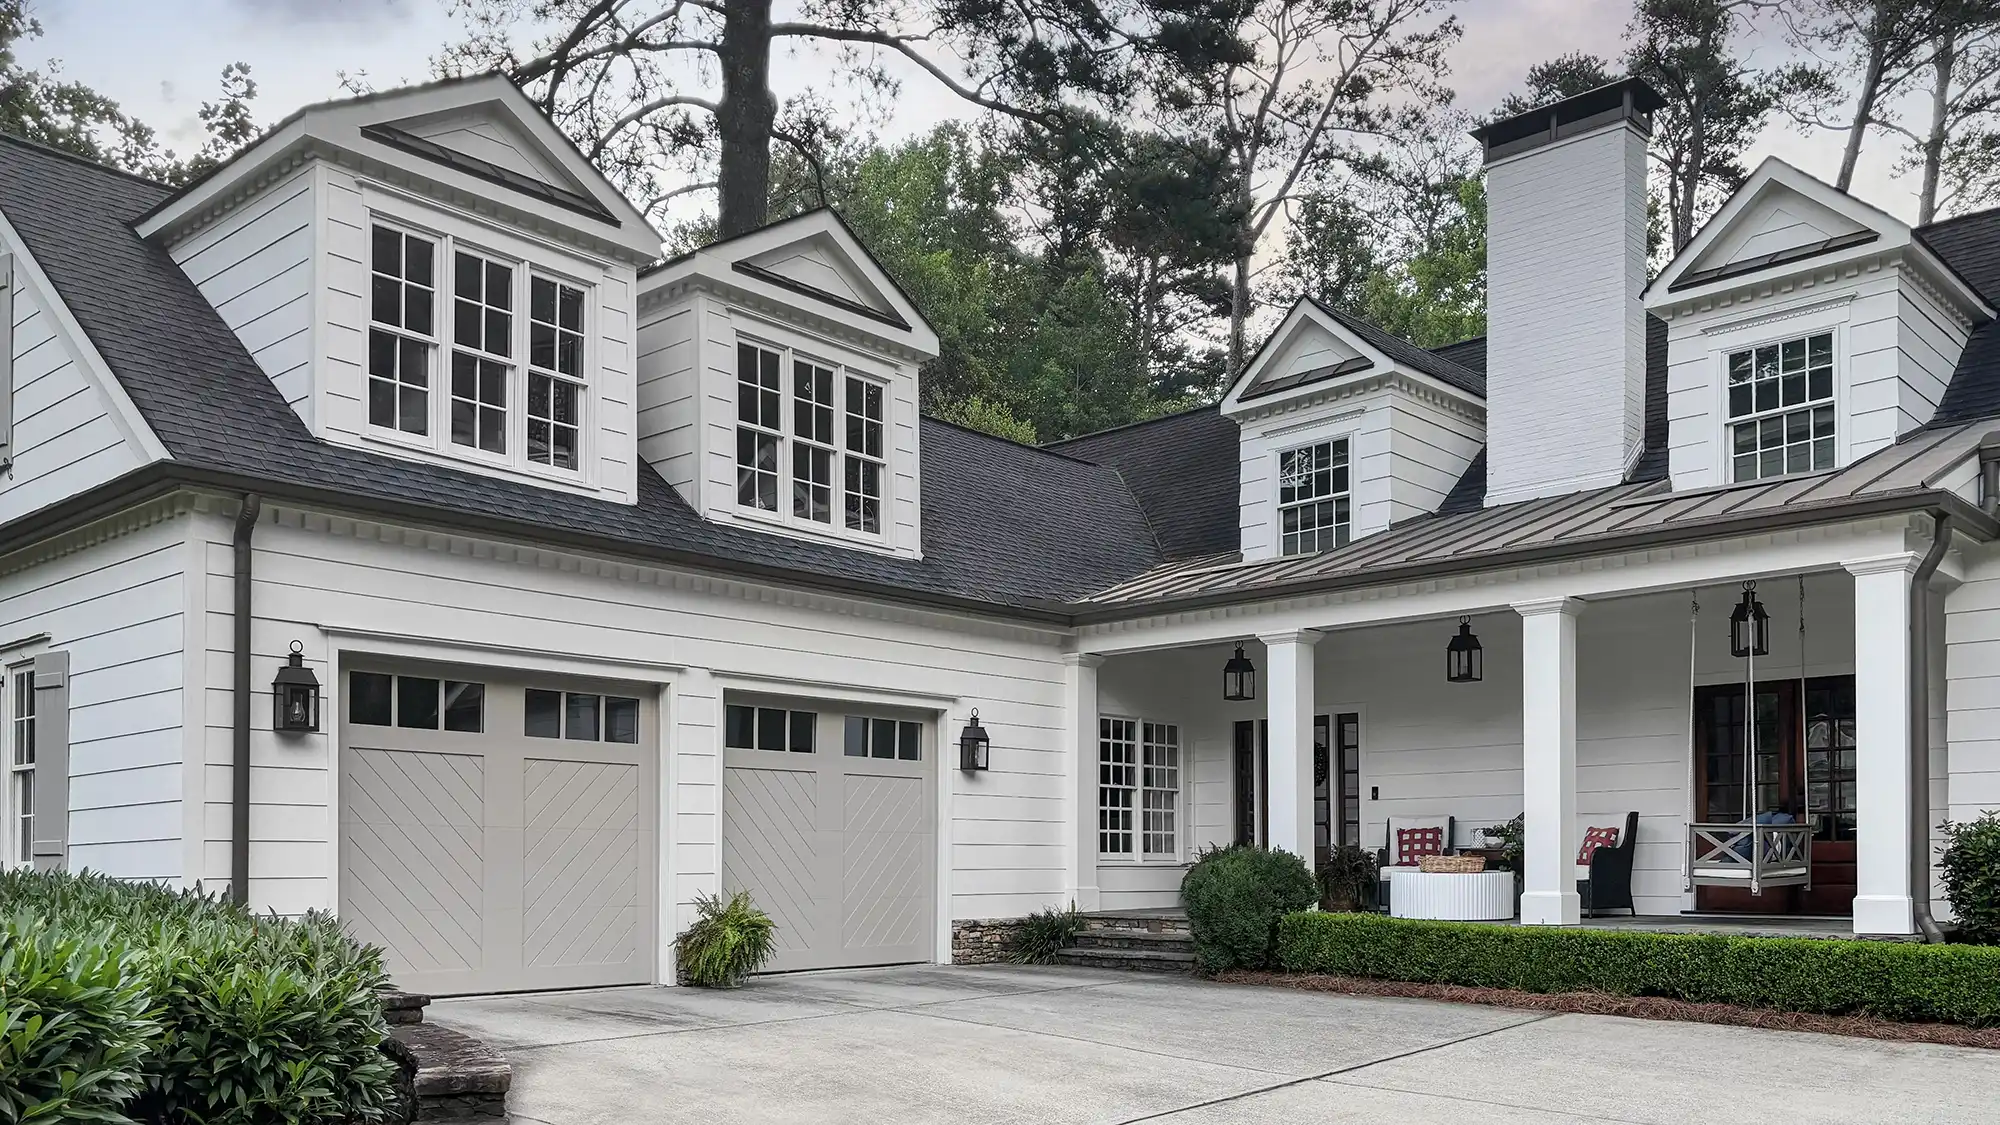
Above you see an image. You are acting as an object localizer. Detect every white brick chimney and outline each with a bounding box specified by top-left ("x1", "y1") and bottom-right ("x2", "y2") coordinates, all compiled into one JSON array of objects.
[{"x1": 1477, "y1": 80, "x2": 1661, "y2": 506}]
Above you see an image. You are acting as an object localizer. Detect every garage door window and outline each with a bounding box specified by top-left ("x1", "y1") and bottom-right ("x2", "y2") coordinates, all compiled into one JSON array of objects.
[
  {"x1": 349, "y1": 672, "x2": 484, "y2": 732},
  {"x1": 529, "y1": 688, "x2": 642, "y2": 743},
  {"x1": 725, "y1": 704, "x2": 815, "y2": 752},
  {"x1": 844, "y1": 716, "x2": 920, "y2": 760}
]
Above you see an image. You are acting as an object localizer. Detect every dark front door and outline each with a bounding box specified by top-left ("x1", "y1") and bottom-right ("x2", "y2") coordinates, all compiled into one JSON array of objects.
[
  {"x1": 1692, "y1": 676, "x2": 1856, "y2": 915},
  {"x1": 1234, "y1": 714, "x2": 1352, "y2": 862}
]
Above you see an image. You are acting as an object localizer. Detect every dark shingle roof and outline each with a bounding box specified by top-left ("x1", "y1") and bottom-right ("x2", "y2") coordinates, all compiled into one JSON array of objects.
[
  {"x1": 1921, "y1": 207, "x2": 2000, "y2": 426},
  {"x1": 0, "y1": 134, "x2": 1159, "y2": 609},
  {"x1": 1429, "y1": 335, "x2": 1486, "y2": 375},
  {"x1": 1308, "y1": 300, "x2": 1486, "y2": 397},
  {"x1": 1046, "y1": 405, "x2": 1242, "y2": 560}
]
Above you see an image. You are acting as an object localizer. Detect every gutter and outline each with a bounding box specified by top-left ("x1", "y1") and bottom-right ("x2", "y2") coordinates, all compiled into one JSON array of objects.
[{"x1": 231, "y1": 494, "x2": 260, "y2": 907}]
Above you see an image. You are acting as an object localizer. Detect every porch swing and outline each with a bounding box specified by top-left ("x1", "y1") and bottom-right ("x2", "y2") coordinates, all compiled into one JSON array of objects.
[{"x1": 1683, "y1": 579, "x2": 1814, "y2": 897}]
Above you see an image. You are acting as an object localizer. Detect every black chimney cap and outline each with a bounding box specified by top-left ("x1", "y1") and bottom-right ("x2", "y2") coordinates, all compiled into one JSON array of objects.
[{"x1": 1472, "y1": 77, "x2": 1666, "y2": 164}]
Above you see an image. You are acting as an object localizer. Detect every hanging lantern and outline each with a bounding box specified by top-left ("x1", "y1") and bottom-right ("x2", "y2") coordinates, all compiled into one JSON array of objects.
[
  {"x1": 1729, "y1": 581, "x2": 1770, "y2": 658},
  {"x1": 1445, "y1": 616, "x2": 1483, "y2": 683},
  {"x1": 272, "y1": 641, "x2": 321, "y2": 733},
  {"x1": 958, "y1": 709, "x2": 991, "y2": 772},
  {"x1": 1222, "y1": 644, "x2": 1258, "y2": 701}
]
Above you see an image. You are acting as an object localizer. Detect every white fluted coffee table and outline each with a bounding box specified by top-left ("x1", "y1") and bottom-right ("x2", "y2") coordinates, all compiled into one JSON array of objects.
[{"x1": 1386, "y1": 869, "x2": 1515, "y2": 921}]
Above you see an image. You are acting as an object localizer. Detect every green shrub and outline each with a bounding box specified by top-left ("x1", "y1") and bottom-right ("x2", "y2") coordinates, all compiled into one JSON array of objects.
[
  {"x1": 1940, "y1": 812, "x2": 2000, "y2": 944},
  {"x1": 0, "y1": 869, "x2": 398, "y2": 1124},
  {"x1": 676, "y1": 891, "x2": 776, "y2": 987},
  {"x1": 1010, "y1": 903, "x2": 1084, "y2": 964},
  {"x1": 0, "y1": 913, "x2": 156, "y2": 1124},
  {"x1": 1179, "y1": 845, "x2": 1317, "y2": 972},
  {"x1": 1315, "y1": 845, "x2": 1379, "y2": 912},
  {"x1": 1276, "y1": 912, "x2": 2000, "y2": 1026}
]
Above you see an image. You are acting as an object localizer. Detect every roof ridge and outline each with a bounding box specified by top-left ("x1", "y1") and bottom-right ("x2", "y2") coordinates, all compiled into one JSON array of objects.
[
  {"x1": 0, "y1": 131, "x2": 175, "y2": 193},
  {"x1": 1045, "y1": 402, "x2": 1222, "y2": 450},
  {"x1": 923, "y1": 412, "x2": 1109, "y2": 468}
]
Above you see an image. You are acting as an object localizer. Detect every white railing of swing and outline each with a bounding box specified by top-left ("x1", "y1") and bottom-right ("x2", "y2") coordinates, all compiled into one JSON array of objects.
[{"x1": 1685, "y1": 822, "x2": 1813, "y2": 897}]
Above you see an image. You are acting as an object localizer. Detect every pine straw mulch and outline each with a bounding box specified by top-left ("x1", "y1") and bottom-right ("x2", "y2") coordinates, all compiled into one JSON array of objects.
[{"x1": 1212, "y1": 971, "x2": 2000, "y2": 1050}]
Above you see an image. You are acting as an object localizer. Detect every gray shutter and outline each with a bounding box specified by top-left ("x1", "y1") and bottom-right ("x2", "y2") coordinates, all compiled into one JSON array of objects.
[
  {"x1": 30, "y1": 650, "x2": 68, "y2": 871},
  {"x1": 0, "y1": 252, "x2": 13, "y2": 470}
]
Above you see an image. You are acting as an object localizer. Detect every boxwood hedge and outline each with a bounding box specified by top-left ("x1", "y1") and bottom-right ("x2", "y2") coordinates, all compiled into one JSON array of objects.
[
  {"x1": 0, "y1": 869, "x2": 399, "y2": 1124},
  {"x1": 1276, "y1": 912, "x2": 2000, "y2": 1027}
]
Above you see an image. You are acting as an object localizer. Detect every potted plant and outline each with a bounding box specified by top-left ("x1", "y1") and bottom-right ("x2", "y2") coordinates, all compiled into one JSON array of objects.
[
  {"x1": 1481, "y1": 814, "x2": 1525, "y2": 905},
  {"x1": 1316, "y1": 844, "x2": 1380, "y2": 912}
]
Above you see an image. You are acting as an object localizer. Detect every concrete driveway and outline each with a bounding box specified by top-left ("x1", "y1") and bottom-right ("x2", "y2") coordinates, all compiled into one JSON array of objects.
[{"x1": 430, "y1": 964, "x2": 1999, "y2": 1124}]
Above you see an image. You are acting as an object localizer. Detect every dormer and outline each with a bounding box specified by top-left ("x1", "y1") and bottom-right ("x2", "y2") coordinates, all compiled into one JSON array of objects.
[
  {"x1": 1646, "y1": 157, "x2": 1994, "y2": 491},
  {"x1": 635, "y1": 211, "x2": 938, "y2": 558},
  {"x1": 134, "y1": 75, "x2": 662, "y2": 503},
  {"x1": 1221, "y1": 298, "x2": 1485, "y2": 562}
]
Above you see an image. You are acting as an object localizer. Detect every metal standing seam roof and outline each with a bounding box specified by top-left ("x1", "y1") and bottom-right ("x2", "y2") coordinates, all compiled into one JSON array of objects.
[{"x1": 1078, "y1": 422, "x2": 1994, "y2": 609}]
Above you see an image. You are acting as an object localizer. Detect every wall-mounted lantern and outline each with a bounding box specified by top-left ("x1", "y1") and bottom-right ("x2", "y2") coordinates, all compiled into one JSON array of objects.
[
  {"x1": 958, "y1": 709, "x2": 991, "y2": 772},
  {"x1": 1445, "y1": 616, "x2": 1483, "y2": 683},
  {"x1": 1222, "y1": 644, "x2": 1257, "y2": 701},
  {"x1": 273, "y1": 640, "x2": 321, "y2": 733}
]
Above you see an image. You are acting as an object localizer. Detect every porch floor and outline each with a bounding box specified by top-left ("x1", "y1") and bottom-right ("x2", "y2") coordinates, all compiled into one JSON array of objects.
[{"x1": 1089, "y1": 909, "x2": 1880, "y2": 941}]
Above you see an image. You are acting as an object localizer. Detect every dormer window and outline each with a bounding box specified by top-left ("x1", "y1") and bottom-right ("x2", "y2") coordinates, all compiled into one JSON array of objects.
[
  {"x1": 1728, "y1": 331, "x2": 1834, "y2": 482},
  {"x1": 736, "y1": 340, "x2": 886, "y2": 537},
  {"x1": 369, "y1": 220, "x2": 590, "y2": 477},
  {"x1": 1278, "y1": 439, "x2": 1350, "y2": 556}
]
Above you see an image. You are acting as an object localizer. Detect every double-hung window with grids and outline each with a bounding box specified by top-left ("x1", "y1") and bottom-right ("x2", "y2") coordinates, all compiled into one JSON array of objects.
[
  {"x1": 368, "y1": 221, "x2": 589, "y2": 475},
  {"x1": 1098, "y1": 717, "x2": 1180, "y2": 859},
  {"x1": 1727, "y1": 331, "x2": 1834, "y2": 482},
  {"x1": 736, "y1": 341, "x2": 888, "y2": 536},
  {"x1": 5, "y1": 667, "x2": 32, "y2": 868},
  {"x1": 1278, "y1": 439, "x2": 1350, "y2": 556}
]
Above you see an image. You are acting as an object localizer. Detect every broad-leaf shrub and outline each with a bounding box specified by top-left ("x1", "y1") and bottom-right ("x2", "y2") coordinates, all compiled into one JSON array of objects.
[
  {"x1": 0, "y1": 913, "x2": 155, "y2": 1124},
  {"x1": 1940, "y1": 812, "x2": 2000, "y2": 945},
  {"x1": 675, "y1": 891, "x2": 776, "y2": 987},
  {"x1": 1179, "y1": 845, "x2": 1317, "y2": 972},
  {"x1": 1277, "y1": 912, "x2": 2000, "y2": 1026},
  {"x1": 0, "y1": 869, "x2": 397, "y2": 1124}
]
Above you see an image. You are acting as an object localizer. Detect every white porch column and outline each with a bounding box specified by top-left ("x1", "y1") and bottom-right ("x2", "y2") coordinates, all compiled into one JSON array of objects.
[
  {"x1": 1065, "y1": 653, "x2": 1105, "y2": 911},
  {"x1": 1847, "y1": 556, "x2": 1918, "y2": 937},
  {"x1": 1516, "y1": 598, "x2": 1582, "y2": 926},
  {"x1": 1260, "y1": 630, "x2": 1321, "y2": 863}
]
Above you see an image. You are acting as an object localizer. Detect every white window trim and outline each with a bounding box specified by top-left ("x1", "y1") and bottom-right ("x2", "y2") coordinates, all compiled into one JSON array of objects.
[
  {"x1": 1097, "y1": 714, "x2": 1186, "y2": 864},
  {"x1": 733, "y1": 333, "x2": 891, "y2": 545},
  {"x1": 362, "y1": 211, "x2": 599, "y2": 488},
  {"x1": 1705, "y1": 310, "x2": 1853, "y2": 485},
  {"x1": 1273, "y1": 436, "x2": 1353, "y2": 558},
  {"x1": 3, "y1": 658, "x2": 35, "y2": 869}
]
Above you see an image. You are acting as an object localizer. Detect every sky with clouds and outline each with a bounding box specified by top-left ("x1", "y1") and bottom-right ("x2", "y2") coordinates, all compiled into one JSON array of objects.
[{"x1": 25, "y1": 0, "x2": 1925, "y2": 225}]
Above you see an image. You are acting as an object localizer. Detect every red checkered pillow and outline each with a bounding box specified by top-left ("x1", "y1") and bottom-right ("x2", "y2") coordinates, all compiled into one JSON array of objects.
[
  {"x1": 1394, "y1": 826, "x2": 1445, "y2": 866},
  {"x1": 1577, "y1": 825, "x2": 1622, "y2": 866}
]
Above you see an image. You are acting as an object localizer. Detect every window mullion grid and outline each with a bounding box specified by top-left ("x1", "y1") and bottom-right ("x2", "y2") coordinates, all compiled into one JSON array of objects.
[
  {"x1": 1141, "y1": 722, "x2": 1180, "y2": 859},
  {"x1": 449, "y1": 248, "x2": 514, "y2": 458},
  {"x1": 7, "y1": 668, "x2": 32, "y2": 868},
  {"x1": 791, "y1": 359, "x2": 835, "y2": 525},
  {"x1": 843, "y1": 376, "x2": 885, "y2": 536},
  {"x1": 1098, "y1": 717, "x2": 1137, "y2": 857},
  {"x1": 1728, "y1": 331, "x2": 1835, "y2": 482}
]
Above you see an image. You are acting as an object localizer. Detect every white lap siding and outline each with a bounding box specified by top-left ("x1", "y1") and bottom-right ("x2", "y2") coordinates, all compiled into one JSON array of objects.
[
  {"x1": 191, "y1": 503, "x2": 1069, "y2": 944},
  {"x1": 0, "y1": 507, "x2": 189, "y2": 880},
  {"x1": 1944, "y1": 543, "x2": 2000, "y2": 918}
]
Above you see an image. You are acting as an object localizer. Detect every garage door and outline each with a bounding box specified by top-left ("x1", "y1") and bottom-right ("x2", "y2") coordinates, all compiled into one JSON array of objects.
[
  {"x1": 338, "y1": 665, "x2": 656, "y2": 996},
  {"x1": 721, "y1": 697, "x2": 935, "y2": 972}
]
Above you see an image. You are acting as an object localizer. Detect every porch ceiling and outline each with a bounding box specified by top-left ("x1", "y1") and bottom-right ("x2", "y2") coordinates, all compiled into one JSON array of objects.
[{"x1": 1077, "y1": 421, "x2": 1995, "y2": 614}]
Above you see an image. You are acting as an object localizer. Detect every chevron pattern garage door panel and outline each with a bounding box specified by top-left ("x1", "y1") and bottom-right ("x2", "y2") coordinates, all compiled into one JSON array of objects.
[
  {"x1": 342, "y1": 748, "x2": 485, "y2": 977},
  {"x1": 523, "y1": 759, "x2": 642, "y2": 970},
  {"x1": 841, "y1": 774, "x2": 929, "y2": 954},
  {"x1": 722, "y1": 767, "x2": 821, "y2": 961}
]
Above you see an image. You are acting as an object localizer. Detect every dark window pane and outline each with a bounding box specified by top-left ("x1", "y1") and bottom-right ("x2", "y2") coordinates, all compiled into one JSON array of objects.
[
  {"x1": 559, "y1": 285, "x2": 583, "y2": 331},
  {"x1": 565, "y1": 692, "x2": 600, "y2": 740},
  {"x1": 898, "y1": 721, "x2": 921, "y2": 761},
  {"x1": 532, "y1": 276, "x2": 556, "y2": 323},
  {"x1": 1755, "y1": 379, "x2": 1778, "y2": 413},
  {"x1": 1781, "y1": 373, "x2": 1806, "y2": 406},
  {"x1": 368, "y1": 376, "x2": 396, "y2": 429},
  {"x1": 455, "y1": 252, "x2": 481, "y2": 300},
  {"x1": 1728, "y1": 383, "x2": 1751, "y2": 418},
  {"x1": 525, "y1": 688, "x2": 562, "y2": 738},
  {"x1": 872, "y1": 719, "x2": 896, "y2": 759},
  {"x1": 349, "y1": 672, "x2": 392, "y2": 725},
  {"x1": 443, "y1": 681, "x2": 484, "y2": 732},
  {"x1": 605, "y1": 696, "x2": 639, "y2": 744},
  {"x1": 757, "y1": 707, "x2": 786, "y2": 751},
  {"x1": 405, "y1": 237, "x2": 433, "y2": 286},
  {"x1": 558, "y1": 332, "x2": 582, "y2": 376},
  {"x1": 487, "y1": 309, "x2": 510, "y2": 356},
  {"x1": 726, "y1": 704, "x2": 756, "y2": 749},
  {"x1": 845, "y1": 715, "x2": 867, "y2": 757},
  {"x1": 372, "y1": 275, "x2": 401, "y2": 326},
  {"x1": 397, "y1": 677, "x2": 440, "y2": 729},
  {"x1": 790, "y1": 711, "x2": 815, "y2": 753},
  {"x1": 451, "y1": 397, "x2": 476, "y2": 448},
  {"x1": 405, "y1": 286, "x2": 432, "y2": 336},
  {"x1": 531, "y1": 323, "x2": 555, "y2": 370},
  {"x1": 399, "y1": 386, "x2": 428, "y2": 434},
  {"x1": 373, "y1": 225, "x2": 401, "y2": 275},
  {"x1": 400, "y1": 338, "x2": 429, "y2": 386},
  {"x1": 488, "y1": 261, "x2": 512, "y2": 308},
  {"x1": 1809, "y1": 367, "x2": 1832, "y2": 401}
]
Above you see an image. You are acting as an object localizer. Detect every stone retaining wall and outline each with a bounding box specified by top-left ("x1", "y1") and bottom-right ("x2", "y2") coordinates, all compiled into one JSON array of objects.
[{"x1": 951, "y1": 918, "x2": 1025, "y2": 964}]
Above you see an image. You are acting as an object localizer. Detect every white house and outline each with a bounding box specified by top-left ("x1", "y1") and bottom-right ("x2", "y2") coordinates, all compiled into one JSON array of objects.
[{"x1": 4, "y1": 75, "x2": 2000, "y2": 995}]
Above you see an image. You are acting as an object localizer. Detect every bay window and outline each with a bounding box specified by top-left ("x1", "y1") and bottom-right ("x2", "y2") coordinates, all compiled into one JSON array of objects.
[
  {"x1": 1099, "y1": 717, "x2": 1180, "y2": 859},
  {"x1": 368, "y1": 220, "x2": 590, "y2": 476},
  {"x1": 1727, "y1": 331, "x2": 1835, "y2": 482},
  {"x1": 736, "y1": 340, "x2": 888, "y2": 537}
]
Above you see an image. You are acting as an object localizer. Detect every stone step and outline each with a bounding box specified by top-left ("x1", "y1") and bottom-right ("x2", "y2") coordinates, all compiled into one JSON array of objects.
[
  {"x1": 380, "y1": 988, "x2": 432, "y2": 1026},
  {"x1": 391, "y1": 1022, "x2": 512, "y2": 1122},
  {"x1": 1052, "y1": 945, "x2": 1196, "y2": 973},
  {"x1": 1081, "y1": 913, "x2": 1191, "y2": 935},
  {"x1": 1072, "y1": 929, "x2": 1194, "y2": 952}
]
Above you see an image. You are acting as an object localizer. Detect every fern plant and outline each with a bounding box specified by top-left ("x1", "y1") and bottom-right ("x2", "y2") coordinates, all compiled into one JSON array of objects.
[
  {"x1": 1009, "y1": 903, "x2": 1084, "y2": 964},
  {"x1": 675, "y1": 891, "x2": 776, "y2": 987}
]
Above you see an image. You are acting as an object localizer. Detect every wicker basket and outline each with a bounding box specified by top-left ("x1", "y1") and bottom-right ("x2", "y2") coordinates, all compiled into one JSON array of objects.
[{"x1": 1419, "y1": 854, "x2": 1487, "y2": 874}]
